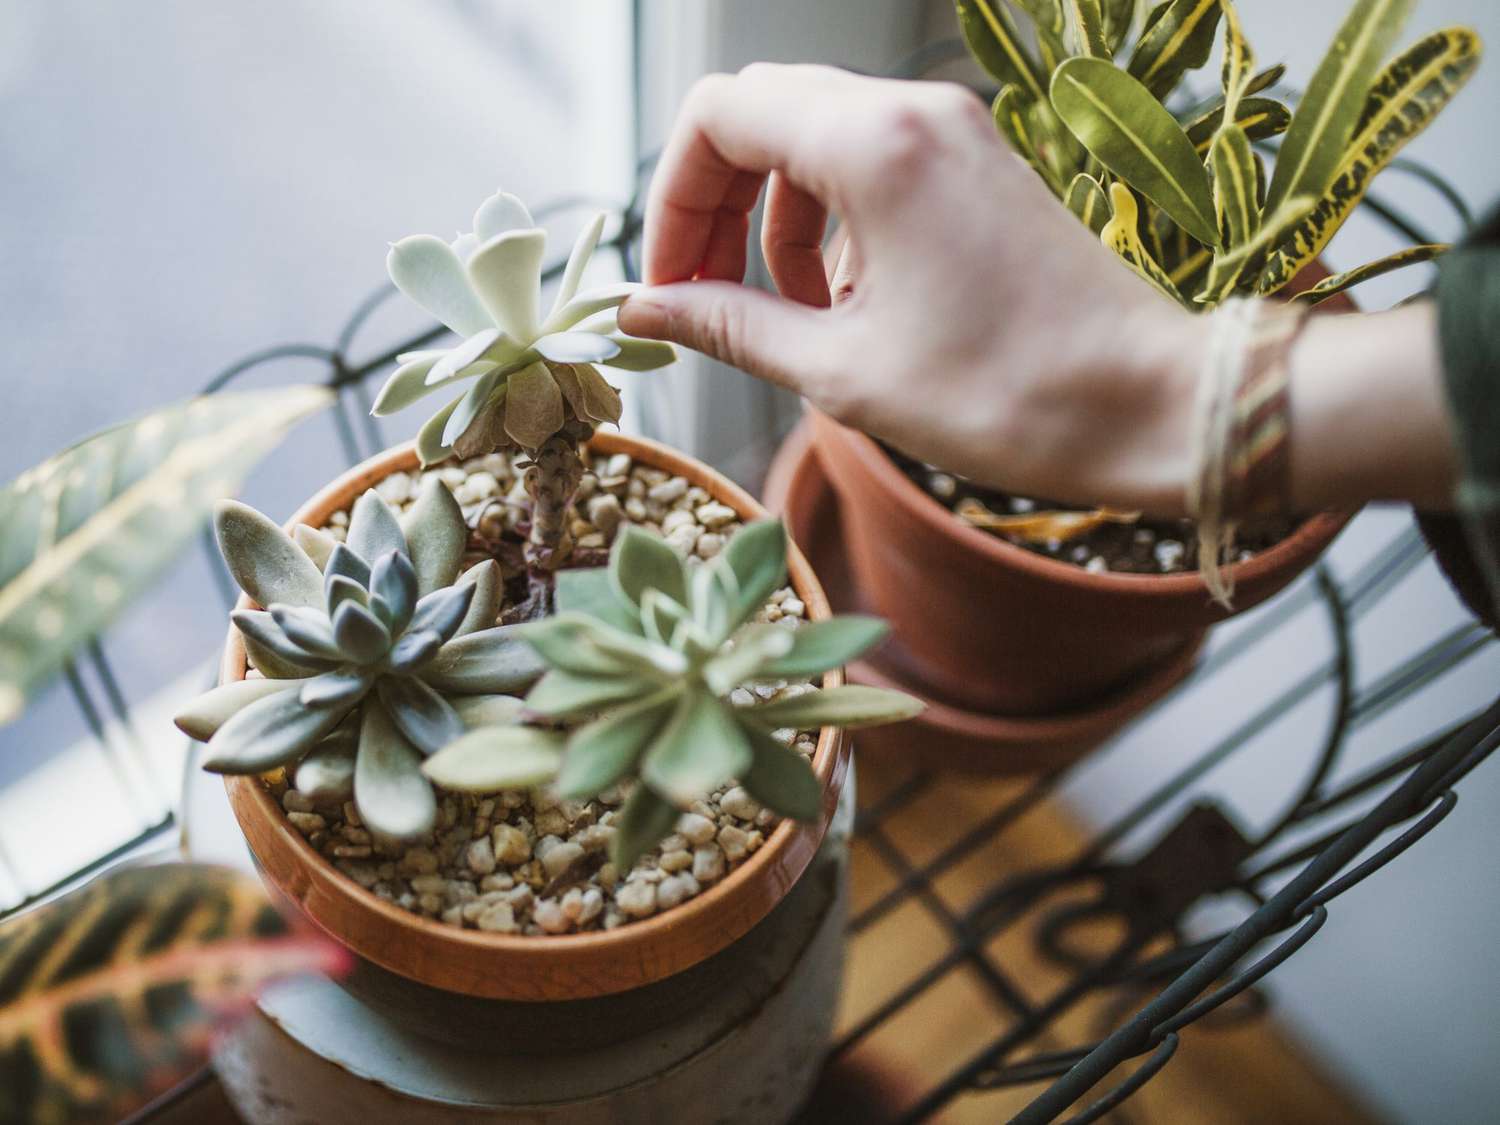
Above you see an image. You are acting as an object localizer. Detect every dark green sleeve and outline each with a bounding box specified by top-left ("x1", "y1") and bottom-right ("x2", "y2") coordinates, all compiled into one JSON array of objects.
[{"x1": 1423, "y1": 205, "x2": 1500, "y2": 628}]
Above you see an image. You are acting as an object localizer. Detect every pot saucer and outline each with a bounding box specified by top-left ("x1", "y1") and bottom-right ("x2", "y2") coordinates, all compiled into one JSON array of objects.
[{"x1": 763, "y1": 420, "x2": 1203, "y2": 775}]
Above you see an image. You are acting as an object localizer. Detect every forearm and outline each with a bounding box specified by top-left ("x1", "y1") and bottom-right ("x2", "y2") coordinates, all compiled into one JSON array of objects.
[{"x1": 1288, "y1": 301, "x2": 1458, "y2": 512}]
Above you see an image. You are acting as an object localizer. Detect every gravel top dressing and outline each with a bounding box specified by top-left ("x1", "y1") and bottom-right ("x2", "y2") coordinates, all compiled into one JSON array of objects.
[{"x1": 251, "y1": 449, "x2": 817, "y2": 936}]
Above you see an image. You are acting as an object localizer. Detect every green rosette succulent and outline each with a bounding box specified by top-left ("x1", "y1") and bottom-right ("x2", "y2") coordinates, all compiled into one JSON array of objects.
[
  {"x1": 372, "y1": 191, "x2": 676, "y2": 465},
  {"x1": 423, "y1": 520, "x2": 923, "y2": 871},
  {"x1": 174, "y1": 479, "x2": 546, "y2": 839}
]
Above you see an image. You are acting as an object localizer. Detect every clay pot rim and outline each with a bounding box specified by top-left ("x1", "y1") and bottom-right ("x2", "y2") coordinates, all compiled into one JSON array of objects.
[
  {"x1": 808, "y1": 406, "x2": 1349, "y2": 599},
  {"x1": 221, "y1": 431, "x2": 848, "y2": 999}
]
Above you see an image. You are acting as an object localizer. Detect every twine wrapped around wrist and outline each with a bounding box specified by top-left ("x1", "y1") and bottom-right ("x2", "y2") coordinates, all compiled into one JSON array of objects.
[{"x1": 1187, "y1": 297, "x2": 1310, "y2": 607}]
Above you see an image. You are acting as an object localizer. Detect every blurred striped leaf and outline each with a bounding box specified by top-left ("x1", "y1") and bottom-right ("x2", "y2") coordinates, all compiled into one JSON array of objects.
[
  {"x1": 1065, "y1": 0, "x2": 1109, "y2": 58},
  {"x1": 1126, "y1": 0, "x2": 1222, "y2": 98},
  {"x1": 1051, "y1": 58, "x2": 1219, "y2": 247},
  {"x1": 1186, "y1": 95, "x2": 1292, "y2": 155},
  {"x1": 1219, "y1": 0, "x2": 1254, "y2": 122},
  {"x1": 1099, "y1": 183, "x2": 1186, "y2": 304},
  {"x1": 1101, "y1": 0, "x2": 1135, "y2": 54},
  {"x1": 994, "y1": 87, "x2": 1064, "y2": 195},
  {"x1": 1289, "y1": 243, "x2": 1449, "y2": 306},
  {"x1": 1202, "y1": 194, "x2": 1317, "y2": 303},
  {"x1": 0, "y1": 387, "x2": 331, "y2": 726},
  {"x1": 1259, "y1": 27, "x2": 1480, "y2": 293},
  {"x1": 1210, "y1": 124, "x2": 1261, "y2": 248},
  {"x1": 1263, "y1": 0, "x2": 1414, "y2": 213},
  {"x1": 0, "y1": 864, "x2": 343, "y2": 1125},
  {"x1": 1065, "y1": 173, "x2": 1111, "y2": 235},
  {"x1": 956, "y1": 0, "x2": 1045, "y2": 99}
]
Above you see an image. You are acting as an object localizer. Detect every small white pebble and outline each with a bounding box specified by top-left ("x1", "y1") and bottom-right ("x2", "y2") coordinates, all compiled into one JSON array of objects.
[
  {"x1": 695, "y1": 532, "x2": 725, "y2": 559},
  {"x1": 694, "y1": 502, "x2": 737, "y2": 529},
  {"x1": 541, "y1": 840, "x2": 585, "y2": 879},
  {"x1": 616, "y1": 880, "x2": 658, "y2": 918},
  {"x1": 720, "y1": 787, "x2": 760, "y2": 821},
  {"x1": 476, "y1": 902, "x2": 518, "y2": 933},
  {"x1": 718, "y1": 824, "x2": 750, "y2": 861},
  {"x1": 659, "y1": 849, "x2": 692, "y2": 873},
  {"x1": 692, "y1": 845, "x2": 726, "y2": 884},
  {"x1": 677, "y1": 813, "x2": 715, "y2": 846},
  {"x1": 534, "y1": 898, "x2": 570, "y2": 934},
  {"x1": 466, "y1": 837, "x2": 496, "y2": 876},
  {"x1": 648, "y1": 477, "x2": 688, "y2": 504}
]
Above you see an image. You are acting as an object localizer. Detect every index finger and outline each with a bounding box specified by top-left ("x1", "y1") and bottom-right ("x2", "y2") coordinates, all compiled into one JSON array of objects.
[{"x1": 641, "y1": 64, "x2": 856, "y2": 286}]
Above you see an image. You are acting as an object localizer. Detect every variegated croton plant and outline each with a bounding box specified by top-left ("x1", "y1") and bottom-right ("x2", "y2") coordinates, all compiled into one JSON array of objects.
[
  {"x1": 955, "y1": 0, "x2": 1480, "y2": 537},
  {"x1": 177, "y1": 194, "x2": 921, "y2": 867}
]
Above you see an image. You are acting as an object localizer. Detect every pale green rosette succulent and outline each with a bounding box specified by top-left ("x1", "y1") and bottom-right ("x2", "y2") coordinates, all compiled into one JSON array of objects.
[
  {"x1": 372, "y1": 191, "x2": 677, "y2": 465},
  {"x1": 174, "y1": 480, "x2": 545, "y2": 839},
  {"x1": 423, "y1": 520, "x2": 923, "y2": 871}
]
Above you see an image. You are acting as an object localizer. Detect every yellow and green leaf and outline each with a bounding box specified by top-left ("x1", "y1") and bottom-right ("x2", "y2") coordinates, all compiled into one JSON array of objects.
[
  {"x1": 1065, "y1": 173, "x2": 1111, "y2": 235},
  {"x1": 1101, "y1": 183, "x2": 1187, "y2": 305},
  {"x1": 956, "y1": 0, "x2": 1045, "y2": 100},
  {"x1": 1259, "y1": 27, "x2": 1480, "y2": 293},
  {"x1": 1210, "y1": 124, "x2": 1261, "y2": 249},
  {"x1": 1219, "y1": 0, "x2": 1255, "y2": 123},
  {"x1": 1101, "y1": 0, "x2": 1136, "y2": 54},
  {"x1": 1051, "y1": 57, "x2": 1219, "y2": 247},
  {"x1": 1015, "y1": 0, "x2": 1066, "y2": 37},
  {"x1": 994, "y1": 87, "x2": 1065, "y2": 196},
  {"x1": 1126, "y1": 0, "x2": 1223, "y2": 98},
  {"x1": 1065, "y1": 0, "x2": 1110, "y2": 58},
  {"x1": 0, "y1": 864, "x2": 344, "y2": 1125},
  {"x1": 1186, "y1": 95, "x2": 1292, "y2": 155},
  {"x1": 1289, "y1": 243, "x2": 1449, "y2": 306},
  {"x1": 1263, "y1": 0, "x2": 1415, "y2": 213},
  {"x1": 1201, "y1": 194, "x2": 1317, "y2": 303}
]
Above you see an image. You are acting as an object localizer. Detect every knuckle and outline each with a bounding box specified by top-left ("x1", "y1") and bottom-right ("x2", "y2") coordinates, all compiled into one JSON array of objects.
[
  {"x1": 685, "y1": 72, "x2": 734, "y2": 117},
  {"x1": 699, "y1": 298, "x2": 750, "y2": 371},
  {"x1": 863, "y1": 101, "x2": 943, "y2": 174}
]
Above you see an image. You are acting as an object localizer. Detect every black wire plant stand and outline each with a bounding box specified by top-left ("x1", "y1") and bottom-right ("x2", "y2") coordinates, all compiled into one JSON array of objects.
[{"x1": 6, "y1": 43, "x2": 1496, "y2": 1125}]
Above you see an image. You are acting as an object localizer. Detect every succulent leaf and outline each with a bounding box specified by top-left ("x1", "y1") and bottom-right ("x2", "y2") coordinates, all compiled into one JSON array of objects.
[
  {"x1": 543, "y1": 282, "x2": 639, "y2": 334},
  {"x1": 555, "y1": 688, "x2": 680, "y2": 800},
  {"x1": 370, "y1": 550, "x2": 419, "y2": 633},
  {"x1": 300, "y1": 667, "x2": 375, "y2": 709},
  {"x1": 325, "y1": 573, "x2": 369, "y2": 619},
  {"x1": 216, "y1": 500, "x2": 325, "y2": 611},
  {"x1": 467, "y1": 228, "x2": 546, "y2": 340},
  {"x1": 611, "y1": 784, "x2": 684, "y2": 874},
  {"x1": 331, "y1": 601, "x2": 392, "y2": 664},
  {"x1": 232, "y1": 610, "x2": 337, "y2": 674},
  {"x1": 388, "y1": 628, "x2": 443, "y2": 673},
  {"x1": 550, "y1": 212, "x2": 607, "y2": 316},
  {"x1": 450, "y1": 693, "x2": 527, "y2": 728},
  {"x1": 324, "y1": 542, "x2": 372, "y2": 590},
  {"x1": 753, "y1": 616, "x2": 890, "y2": 680},
  {"x1": 376, "y1": 675, "x2": 466, "y2": 756},
  {"x1": 271, "y1": 604, "x2": 345, "y2": 661},
  {"x1": 355, "y1": 699, "x2": 436, "y2": 840},
  {"x1": 454, "y1": 559, "x2": 503, "y2": 636},
  {"x1": 719, "y1": 519, "x2": 788, "y2": 630},
  {"x1": 740, "y1": 684, "x2": 925, "y2": 730},
  {"x1": 345, "y1": 490, "x2": 407, "y2": 566},
  {"x1": 611, "y1": 525, "x2": 689, "y2": 610},
  {"x1": 741, "y1": 724, "x2": 823, "y2": 822},
  {"x1": 293, "y1": 725, "x2": 357, "y2": 801},
  {"x1": 701, "y1": 624, "x2": 796, "y2": 696},
  {"x1": 293, "y1": 523, "x2": 338, "y2": 570},
  {"x1": 371, "y1": 354, "x2": 445, "y2": 416},
  {"x1": 421, "y1": 626, "x2": 549, "y2": 695},
  {"x1": 473, "y1": 190, "x2": 534, "y2": 241},
  {"x1": 501, "y1": 361, "x2": 565, "y2": 450},
  {"x1": 407, "y1": 582, "x2": 477, "y2": 644},
  {"x1": 517, "y1": 612, "x2": 646, "y2": 678},
  {"x1": 556, "y1": 565, "x2": 644, "y2": 635},
  {"x1": 526, "y1": 667, "x2": 655, "y2": 719},
  {"x1": 201, "y1": 683, "x2": 350, "y2": 774},
  {"x1": 641, "y1": 691, "x2": 752, "y2": 806},
  {"x1": 174, "y1": 676, "x2": 308, "y2": 741},
  {"x1": 600, "y1": 337, "x2": 677, "y2": 372},
  {"x1": 402, "y1": 477, "x2": 467, "y2": 597},
  {"x1": 416, "y1": 393, "x2": 462, "y2": 466},
  {"x1": 442, "y1": 366, "x2": 506, "y2": 449},
  {"x1": 421, "y1": 725, "x2": 565, "y2": 792},
  {"x1": 386, "y1": 234, "x2": 493, "y2": 338}
]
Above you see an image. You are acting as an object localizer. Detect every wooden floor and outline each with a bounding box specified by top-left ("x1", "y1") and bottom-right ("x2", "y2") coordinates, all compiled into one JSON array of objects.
[{"x1": 829, "y1": 752, "x2": 1383, "y2": 1124}]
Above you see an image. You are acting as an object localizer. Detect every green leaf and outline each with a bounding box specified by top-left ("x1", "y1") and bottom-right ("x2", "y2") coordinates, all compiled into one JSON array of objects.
[
  {"x1": 740, "y1": 724, "x2": 822, "y2": 822},
  {"x1": 355, "y1": 700, "x2": 436, "y2": 839},
  {"x1": 345, "y1": 489, "x2": 407, "y2": 566},
  {"x1": 1289, "y1": 243, "x2": 1449, "y2": 306},
  {"x1": 955, "y1": 0, "x2": 1045, "y2": 100},
  {"x1": 740, "y1": 684, "x2": 925, "y2": 731},
  {"x1": 454, "y1": 559, "x2": 503, "y2": 637},
  {"x1": 1050, "y1": 57, "x2": 1219, "y2": 247},
  {"x1": 520, "y1": 612, "x2": 686, "y2": 681},
  {"x1": 754, "y1": 616, "x2": 891, "y2": 680},
  {"x1": 271, "y1": 604, "x2": 344, "y2": 661},
  {"x1": 406, "y1": 583, "x2": 477, "y2": 645},
  {"x1": 369, "y1": 550, "x2": 418, "y2": 634},
  {"x1": 701, "y1": 624, "x2": 796, "y2": 696},
  {"x1": 231, "y1": 610, "x2": 338, "y2": 675},
  {"x1": 1258, "y1": 26, "x2": 1480, "y2": 293},
  {"x1": 0, "y1": 864, "x2": 343, "y2": 1125},
  {"x1": 293, "y1": 726, "x2": 358, "y2": 800},
  {"x1": 719, "y1": 520, "x2": 788, "y2": 630},
  {"x1": 1126, "y1": 0, "x2": 1223, "y2": 98},
  {"x1": 1099, "y1": 183, "x2": 1187, "y2": 305},
  {"x1": 610, "y1": 784, "x2": 683, "y2": 874},
  {"x1": 325, "y1": 573, "x2": 368, "y2": 620},
  {"x1": 401, "y1": 476, "x2": 466, "y2": 597},
  {"x1": 611, "y1": 525, "x2": 688, "y2": 609},
  {"x1": 331, "y1": 601, "x2": 391, "y2": 664},
  {"x1": 555, "y1": 688, "x2": 680, "y2": 800},
  {"x1": 556, "y1": 565, "x2": 643, "y2": 636},
  {"x1": 1100, "y1": 0, "x2": 1134, "y2": 53},
  {"x1": 324, "y1": 542, "x2": 371, "y2": 589},
  {"x1": 1210, "y1": 124, "x2": 1261, "y2": 249},
  {"x1": 994, "y1": 87, "x2": 1064, "y2": 196},
  {"x1": 215, "y1": 499, "x2": 327, "y2": 612},
  {"x1": 174, "y1": 676, "x2": 309, "y2": 741},
  {"x1": 450, "y1": 693, "x2": 527, "y2": 728},
  {"x1": 201, "y1": 682, "x2": 351, "y2": 774},
  {"x1": 421, "y1": 625, "x2": 549, "y2": 695},
  {"x1": 1064, "y1": 172, "x2": 1111, "y2": 236},
  {"x1": 1185, "y1": 95, "x2": 1292, "y2": 155},
  {"x1": 641, "y1": 691, "x2": 753, "y2": 806},
  {"x1": 1201, "y1": 194, "x2": 1318, "y2": 303},
  {"x1": 299, "y1": 667, "x2": 376, "y2": 709},
  {"x1": 526, "y1": 668, "x2": 655, "y2": 719},
  {"x1": 415, "y1": 392, "x2": 462, "y2": 467},
  {"x1": 1219, "y1": 0, "x2": 1254, "y2": 123},
  {"x1": 377, "y1": 675, "x2": 466, "y2": 756},
  {"x1": 421, "y1": 724, "x2": 565, "y2": 792},
  {"x1": 1264, "y1": 0, "x2": 1415, "y2": 213},
  {"x1": 1064, "y1": 0, "x2": 1108, "y2": 58}
]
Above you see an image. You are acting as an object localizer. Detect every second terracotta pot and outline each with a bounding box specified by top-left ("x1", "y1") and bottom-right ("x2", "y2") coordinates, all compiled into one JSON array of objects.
[{"x1": 807, "y1": 408, "x2": 1349, "y2": 716}]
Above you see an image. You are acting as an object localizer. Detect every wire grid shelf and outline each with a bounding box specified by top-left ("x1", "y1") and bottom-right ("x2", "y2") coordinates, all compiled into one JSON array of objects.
[{"x1": 10, "y1": 73, "x2": 1497, "y2": 1125}]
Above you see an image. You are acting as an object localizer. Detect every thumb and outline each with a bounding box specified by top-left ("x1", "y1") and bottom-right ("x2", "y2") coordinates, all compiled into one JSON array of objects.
[{"x1": 619, "y1": 281, "x2": 829, "y2": 394}]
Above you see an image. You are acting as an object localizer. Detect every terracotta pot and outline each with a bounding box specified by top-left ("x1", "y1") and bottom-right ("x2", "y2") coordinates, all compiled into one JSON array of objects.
[
  {"x1": 221, "y1": 432, "x2": 851, "y2": 1016},
  {"x1": 806, "y1": 405, "x2": 1348, "y2": 716},
  {"x1": 764, "y1": 418, "x2": 1200, "y2": 775}
]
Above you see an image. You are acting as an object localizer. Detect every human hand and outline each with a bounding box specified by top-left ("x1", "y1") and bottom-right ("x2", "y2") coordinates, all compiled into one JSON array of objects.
[{"x1": 618, "y1": 63, "x2": 1205, "y2": 514}]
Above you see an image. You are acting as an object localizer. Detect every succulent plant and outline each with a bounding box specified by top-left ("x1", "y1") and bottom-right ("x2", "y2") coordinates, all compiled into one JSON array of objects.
[
  {"x1": 371, "y1": 192, "x2": 678, "y2": 569},
  {"x1": 423, "y1": 520, "x2": 923, "y2": 871},
  {"x1": 959, "y1": 0, "x2": 1480, "y2": 308},
  {"x1": 174, "y1": 480, "x2": 546, "y2": 839}
]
